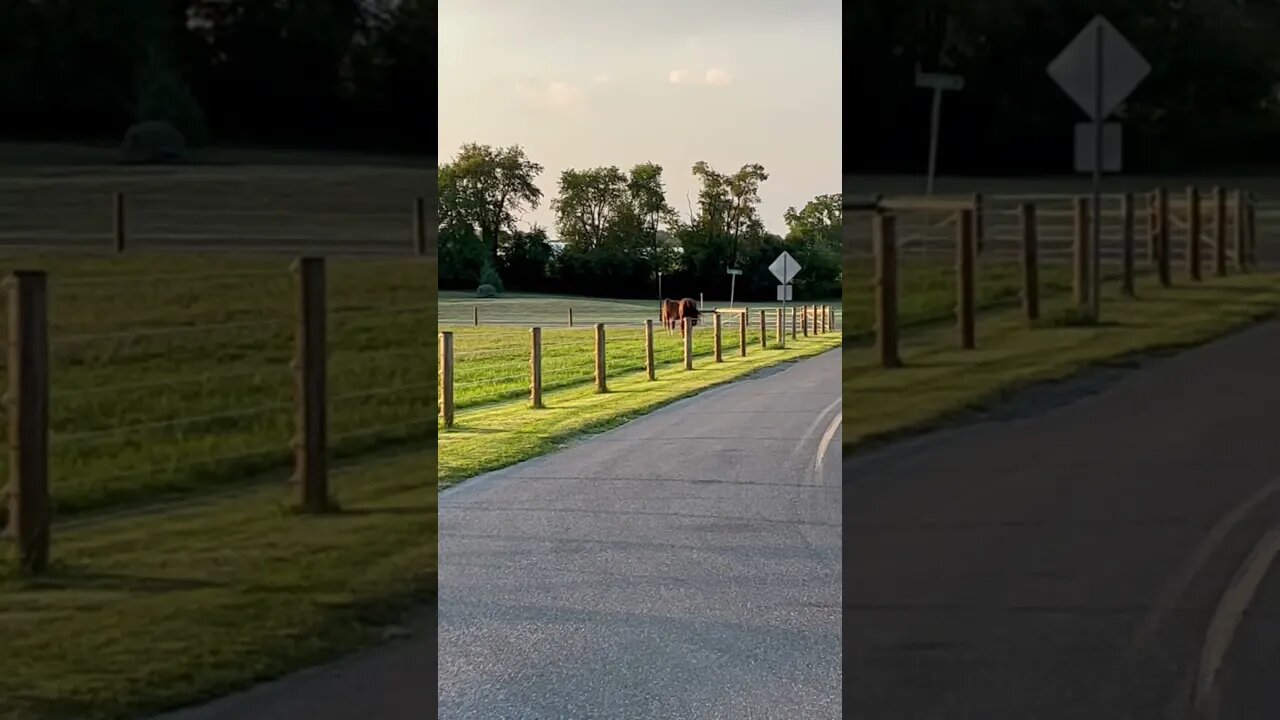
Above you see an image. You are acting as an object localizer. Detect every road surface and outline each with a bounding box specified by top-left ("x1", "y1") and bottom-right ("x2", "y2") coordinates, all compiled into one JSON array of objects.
[
  {"x1": 438, "y1": 350, "x2": 842, "y2": 719},
  {"x1": 846, "y1": 320, "x2": 1280, "y2": 719},
  {"x1": 149, "y1": 610, "x2": 435, "y2": 720}
]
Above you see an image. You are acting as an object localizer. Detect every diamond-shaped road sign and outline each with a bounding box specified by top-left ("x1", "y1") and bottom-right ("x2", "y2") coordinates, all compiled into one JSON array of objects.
[
  {"x1": 768, "y1": 251, "x2": 801, "y2": 285},
  {"x1": 1047, "y1": 15, "x2": 1150, "y2": 121}
]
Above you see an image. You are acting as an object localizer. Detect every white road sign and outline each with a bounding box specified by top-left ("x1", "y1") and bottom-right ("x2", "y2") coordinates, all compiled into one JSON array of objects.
[
  {"x1": 726, "y1": 269, "x2": 742, "y2": 275},
  {"x1": 768, "y1": 251, "x2": 801, "y2": 285},
  {"x1": 776, "y1": 284, "x2": 793, "y2": 302},
  {"x1": 1073, "y1": 122, "x2": 1122, "y2": 173},
  {"x1": 915, "y1": 71, "x2": 964, "y2": 92},
  {"x1": 1047, "y1": 15, "x2": 1150, "y2": 121}
]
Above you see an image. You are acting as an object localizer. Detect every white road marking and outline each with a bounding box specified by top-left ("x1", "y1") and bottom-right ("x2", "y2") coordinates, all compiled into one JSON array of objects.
[
  {"x1": 1132, "y1": 475, "x2": 1280, "y2": 653},
  {"x1": 1191, "y1": 524, "x2": 1280, "y2": 717},
  {"x1": 815, "y1": 411, "x2": 843, "y2": 476},
  {"x1": 790, "y1": 397, "x2": 841, "y2": 468}
]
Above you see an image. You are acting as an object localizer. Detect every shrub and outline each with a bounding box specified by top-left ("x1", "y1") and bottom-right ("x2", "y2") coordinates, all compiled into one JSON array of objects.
[
  {"x1": 476, "y1": 284, "x2": 498, "y2": 298},
  {"x1": 478, "y1": 262, "x2": 504, "y2": 293}
]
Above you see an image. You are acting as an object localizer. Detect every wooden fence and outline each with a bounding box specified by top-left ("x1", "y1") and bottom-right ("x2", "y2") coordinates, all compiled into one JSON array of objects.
[
  {"x1": 865, "y1": 187, "x2": 1259, "y2": 368},
  {"x1": 848, "y1": 187, "x2": 1260, "y2": 268},
  {"x1": 2, "y1": 254, "x2": 431, "y2": 575},
  {"x1": 438, "y1": 304, "x2": 836, "y2": 428},
  {"x1": 0, "y1": 191, "x2": 433, "y2": 257}
]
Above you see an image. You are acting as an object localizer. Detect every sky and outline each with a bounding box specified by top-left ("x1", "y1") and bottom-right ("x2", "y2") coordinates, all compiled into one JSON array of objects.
[{"x1": 439, "y1": 0, "x2": 841, "y2": 238}]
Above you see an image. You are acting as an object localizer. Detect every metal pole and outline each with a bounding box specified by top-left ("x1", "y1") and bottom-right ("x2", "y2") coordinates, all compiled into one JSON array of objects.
[
  {"x1": 1091, "y1": 22, "x2": 1104, "y2": 320},
  {"x1": 781, "y1": 256, "x2": 787, "y2": 328},
  {"x1": 729, "y1": 273, "x2": 736, "y2": 308},
  {"x1": 925, "y1": 87, "x2": 943, "y2": 196}
]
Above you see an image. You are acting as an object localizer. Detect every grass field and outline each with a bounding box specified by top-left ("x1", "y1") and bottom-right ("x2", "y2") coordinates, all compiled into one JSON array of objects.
[
  {"x1": 441, "y1": 292, "x2": 841, "y2": 410},
  {"x1": 437, "y1": 292, "x2": 842, "y2": 485},
  {"x1": 842, "y1": 270, "x2": 1280, "y2": 450},
  {"x1": 0, "y1": 151, "x2": 435, "y2": 720}
]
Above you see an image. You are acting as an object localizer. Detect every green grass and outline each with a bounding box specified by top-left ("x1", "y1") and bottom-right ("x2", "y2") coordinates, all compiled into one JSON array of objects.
[
  {"x1": 441, "y1": 293, "x2": 841, "y2": 410},
  {"x1": 0, "y1": 254, "x2": 433, "y2": 521},
  {"x1": 0, "y1": 161, "x2": 436, "y2": 720},
  {"x1": 439, "y1": 328, "x2": 842, "y2": 486},
  {"x1": 0, "y1": 449, "x2": 434, "y2": 720},
  {"x1": 842, "y1": 272, "x2": 1280, "y2": 450}
]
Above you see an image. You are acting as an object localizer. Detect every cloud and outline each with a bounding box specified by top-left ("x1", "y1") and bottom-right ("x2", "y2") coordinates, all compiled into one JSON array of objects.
[
  {"x1": 669, "y1": 68, "x2": 733, "y2": 86},
  {"x1": 593, "y1": 73, "x2": 611, "y2": 84},
  {"x1": 516, "y1": 80, "x2": 584, "y2": 111},
  {"x1": 704, "y1": 68, "x2": 733, "y2": 86}
]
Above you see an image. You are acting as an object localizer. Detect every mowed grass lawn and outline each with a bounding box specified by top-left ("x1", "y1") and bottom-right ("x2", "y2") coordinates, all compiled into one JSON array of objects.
[
  {"x1": 842, "y1": 269, "x2": 1280, "y2": 450},
  {"x1": 0, "y1": 253, "x2": 434, "y2": 520},
  {"x1": 438, "y1": 292, "x2": 842, "y2": 485},
  {"x1": 0, "y1": 158, "x2": 436, "y2": 720}
]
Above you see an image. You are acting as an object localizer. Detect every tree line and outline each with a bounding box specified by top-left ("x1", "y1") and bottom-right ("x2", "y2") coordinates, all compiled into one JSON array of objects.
[
  {"x1": 438, "y1": 143, "x2": 841, "y2": 301},
  {"x1": 0, "y1": 0, "x2": 431, "y2": 153},
  {"x1": 848, "y1": 0, "x2": 1280, "y2": 173}
]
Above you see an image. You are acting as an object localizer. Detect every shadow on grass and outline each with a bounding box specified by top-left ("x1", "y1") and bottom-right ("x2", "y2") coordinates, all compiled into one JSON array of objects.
[{"x1": 3, "y1": 564, "x2": 225, "y2": 593}]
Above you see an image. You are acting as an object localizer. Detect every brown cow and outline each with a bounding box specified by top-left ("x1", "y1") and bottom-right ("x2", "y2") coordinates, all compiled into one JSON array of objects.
[
  {"x1": 660, "y1": 298, "x2": 681, "y2": 334},
  {"x1": 676, "y1": 297, "x2": 701, "y2": 337}
]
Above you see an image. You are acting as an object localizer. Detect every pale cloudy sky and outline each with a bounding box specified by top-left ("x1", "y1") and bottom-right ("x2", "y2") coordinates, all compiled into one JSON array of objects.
[{"x1": 438, "y1": 0, "x2": 841, "y2": 238}]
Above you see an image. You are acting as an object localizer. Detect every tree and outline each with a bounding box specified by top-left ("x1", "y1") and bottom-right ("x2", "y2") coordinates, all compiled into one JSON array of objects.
[
  {"x1": 551, "y1": 166, "x2": 627, "y2": 251},
  {"x1": 438, "y1": 143, "x2": 544, "y2": 264},
  {"x1": 784, "y1": 194, "x2": 842, "y2": 298},
  {"x1": 623, "y1": 162, "x2": 679, "y2": 264}
]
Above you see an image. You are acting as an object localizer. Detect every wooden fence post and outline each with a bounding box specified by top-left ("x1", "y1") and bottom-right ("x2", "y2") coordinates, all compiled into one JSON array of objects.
[
  {"x1": 874, "y1": 213, "x2": 901, "y2": 368},
  {"x1": 1187, "y1": 186, "x2": 1202, "y2": 281},
  {"x1": 473, "y1": 305, "x2": 479, "y2": 326},
  {"x1": 684, "y1": 319, "x2": 694, "y2": 370},
  {"x1": 790, "y1": 306, "x2": 797, "y2": 339},
  {"x1": 1073, "y1": 197, "x2": 1089, "y2": 308},
  {"x1": 644, "y1": 319, "x2": 656, "y2": 380},
  {"x1": 594, "y1": 323, "x2": 607, "y2": 392},
  {"x1": 802, "y1": 304, "x2": 809, "y2": 336},
  {"x1": 529, "y1": 327, "x2": 543, "y2": 408},
  {"x1": 568, "y1": 308, "x2": 574, "y2": 327},
  {"x1": 739, "y1": 310, "x2": 748, "y2": 357},
  {"x1": 713, "y1": 313, "x2": 723, "y2": 362},
  {"x1": 973, "y1": 192, "x2": 985, "y2": 254},
  {"x1": 5, "y1": 271, "x2": 50, "y2": 574},
  {"x1": 829, "y1": 305, "x2": 836, "y2": 333},
  {"x1": 1248, "y1": 192, "x2": 1258, "y2": 267},
  {"x1": 1019, "y1": 203, "x2": 1040, "y2": 322},
  {"x1": 957, "y1": 208, "x2": 976, "y2": 349},
  {"x1": 776, "y1": 308, "x2": 785, "y2": 349},
  {"x1": 1234, "y1": 189, "x2": 1248, "y2": 272},
  {"x1": 1156, "y1": 187, "x2": 1171, "y2": 287},
  {"x1": 439, "y1": 332, "x2": 454, "y2": 429},
  {"x1": 413, "y1": 197, "x2": 427, "y2": 255},
  {"x1": 1121, "y1": 192, "x2": 1135, "y2": 298},
  {"x1": 292, "y1": 257, "x2": 328, "y2": 512},
  {"x1": 113, "y1": 191, "x2": 126, "y2": 253},
  {"x1": 1213, "y1": 185, "x2": 1227, "y2": 277},
  {"x1": 1152, "y1": 189, "x2": 1162, "y2": 265},
  {"x1": 758, "y1": 310, "x2": 766, "y2": 348}
]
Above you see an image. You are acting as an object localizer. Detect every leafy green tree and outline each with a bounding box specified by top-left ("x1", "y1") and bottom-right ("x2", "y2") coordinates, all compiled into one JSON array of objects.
[
  {"x1": 551, "y1": 166, "x2": 627, "y2": 251},
  {"x1": 438, "y1": 143, "x2": 544, "y2": 264}
]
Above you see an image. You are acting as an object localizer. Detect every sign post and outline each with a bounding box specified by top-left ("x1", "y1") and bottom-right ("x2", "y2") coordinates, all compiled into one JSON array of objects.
[
  {"x1": 768, "y1": 251, "x2": 802, "y2": 337},
  {"x1": 727, "y1": 268, "x2": 742, "y2": 308},
  {"x1": 915, "y1": 67, "x2": 965, "y2": 196},
  {"x1": 1047, "y1": 15, "x2": 1149, "y2": 320}
]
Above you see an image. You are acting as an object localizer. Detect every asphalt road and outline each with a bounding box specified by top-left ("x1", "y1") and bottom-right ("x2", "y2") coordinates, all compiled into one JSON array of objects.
[
  {"x1": 438, "y1": 350, "x2": 843, "y2": 719},
  {"x1": 148, "y1": 610, "x2": 435, "y2": 720},
  {"x1": 846, "y1": 320, "x2": 1280, "y2": 719}
]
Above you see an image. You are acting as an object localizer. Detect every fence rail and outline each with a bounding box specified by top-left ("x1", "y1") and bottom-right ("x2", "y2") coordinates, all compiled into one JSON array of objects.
[
  {"x1": 0, "y1": 191, "x2": 434, "y2": 257},
  {"x1": 846, "y1": 187, "x2": 1266, "y2": 268},
  {"x1": 437, "y1": 304, "x2": 837, "y2": 427},
  {"x1": 862, "y1": 186, "x2": 1260, "y2": 369},
  {"x1": 1, "y1": 253, "x2": 433, "y2": 575}
]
